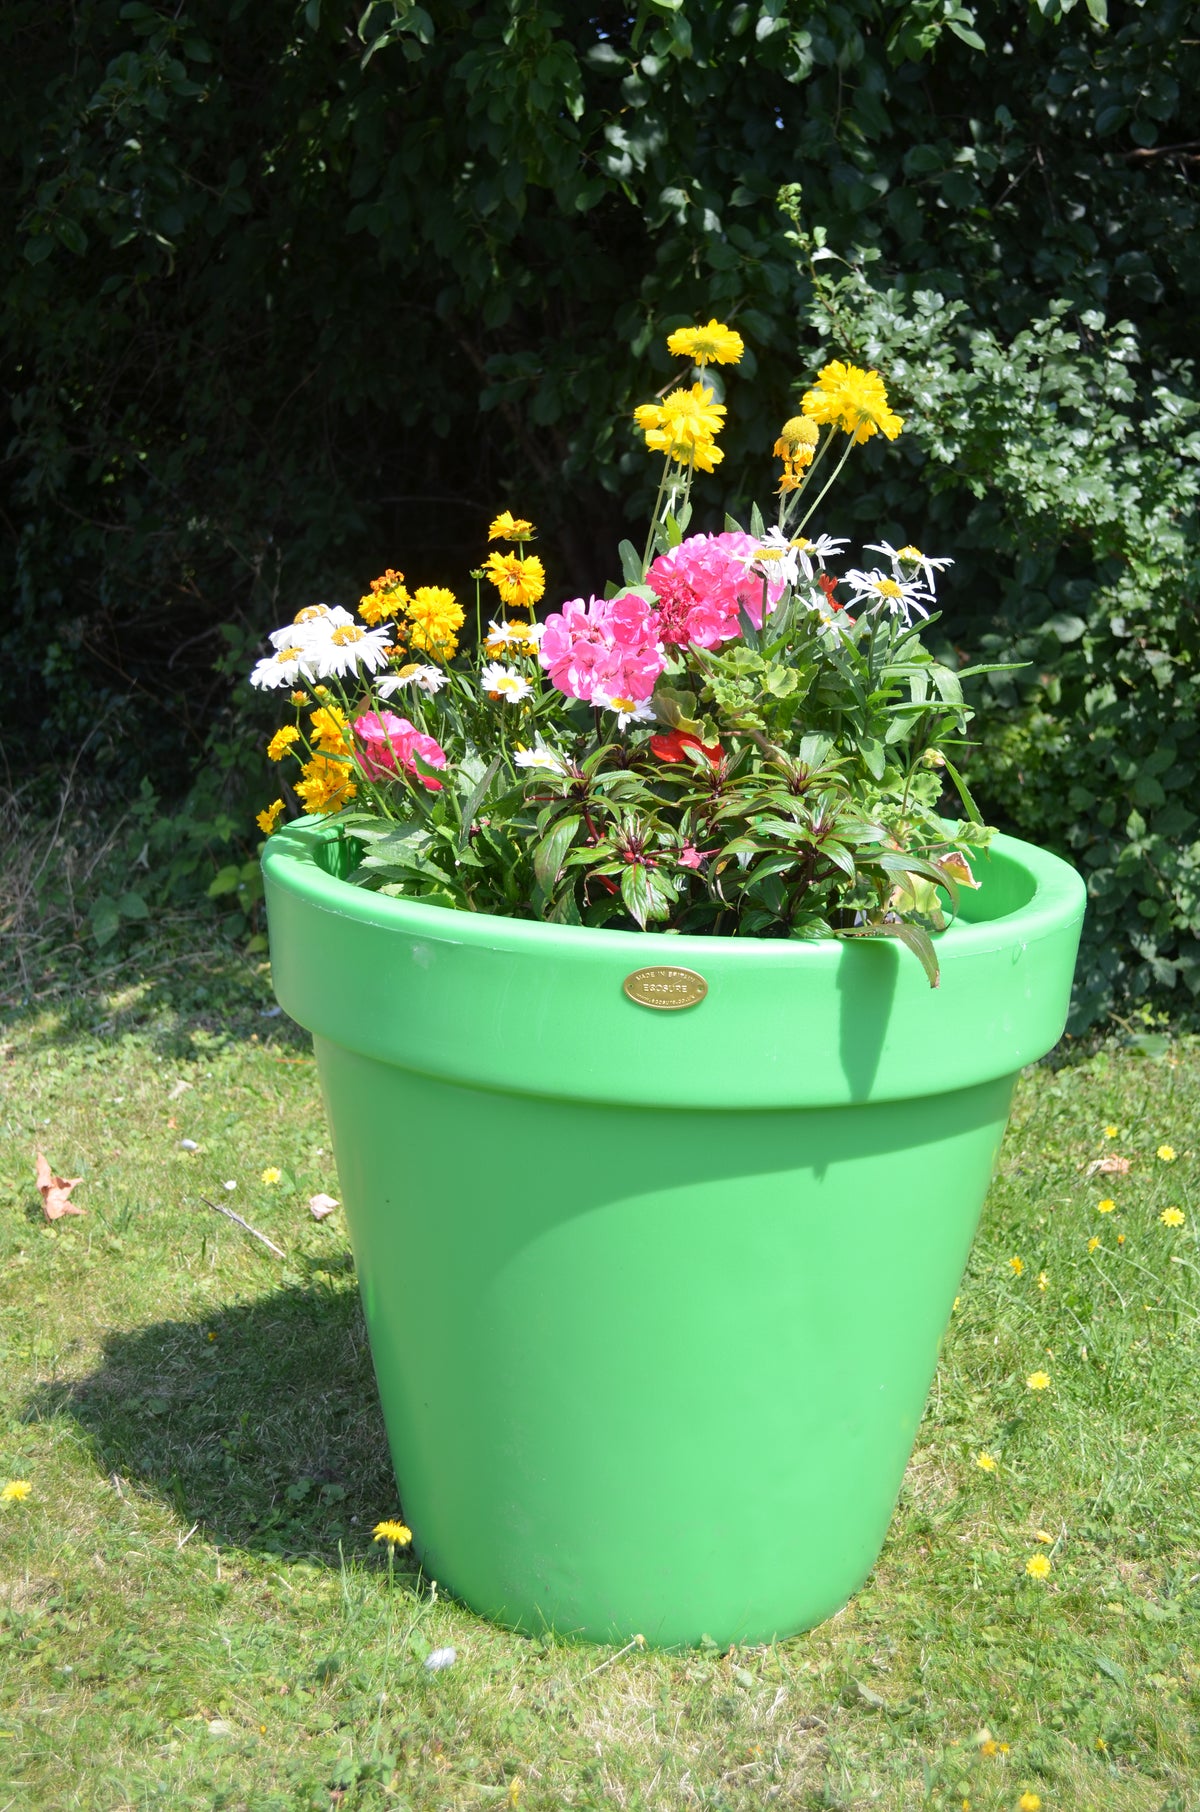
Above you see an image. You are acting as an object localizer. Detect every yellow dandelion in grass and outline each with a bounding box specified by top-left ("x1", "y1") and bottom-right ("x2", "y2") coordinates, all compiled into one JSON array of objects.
[
  {"x1": 1160, "y1": 1206, "x2": 1185, "y2": 1228},
  {"x1": 1157, "y1": 1144, "x2": 1177, "y2": 1162},
  {"x1": 1087, "y1": 1236, "x2": 1101, "y2": 1253},
  {"x1": 1037, "y1": 1271, "x2": 1049, "y2": 1291},
  {"x1": 1097, "y1": 1198, "x2": 1116, "y2": 1214},
  {"x1": 261, "y1": 1167, "x2": 282, "y2": 1186},
  {"x1": 1117, "y1": 1232, "x2": 1126, "y2": 1245},
  {"x1": 373, "y1": 1519, "x2": 412, "y2": 1547},
  {"x1": 1009, "y1": 1256, "x2": 1025, "y2": 1276},
  {"x1": 801, "y1": 359, "x2": 903, "y2": 444},
  {"x1": 979, "y1": 1736, "x2": 1009, "y2": 1757},
  {"x1": 1, "y1": 1480, "x2": 31, "y2": 1503},
  {"x1": 1026, "y1": 1370, "x2": 1051, "y2": 1391},
  {"x1": 1018, "y1": 1795, "x2": 1043, "y2": 1812},
  {"x1": 507, "y1": 1780, "x2": 524, "y2": 1809},
  {"x1": 488, "y1": 510, "x2": 536, "y2": 543},
  {"x1": 267, "y1": 724, "x2": 300, "y2": 762},
  {"x1": 484, "y1": 552, "x2": 546, "y2": 611},
  {"x1": 666, "y1": 318, "x2": 745, "y2": 367},
  {"x1": 256, "y1": 799, "x2": 285, "y2": 836},
  {"x1": 1024, "y1": 1554, "x2": 1051, "y2": 1581},
  {"x1": 1104, "y1": 1123, "x2": 1119, "y2": 1138},
  {"x1": 975, "y1": 1451, "x2": 998, "y2": 1473}
]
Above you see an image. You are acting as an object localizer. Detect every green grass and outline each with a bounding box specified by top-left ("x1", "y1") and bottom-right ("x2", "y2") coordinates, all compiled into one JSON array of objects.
[{"x1": 1, "y1": 915, "x2": 1198, "y2": 1812}]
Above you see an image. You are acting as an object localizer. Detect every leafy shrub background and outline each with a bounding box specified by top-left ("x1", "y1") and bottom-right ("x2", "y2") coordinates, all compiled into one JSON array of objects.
[{"x1": 2, "y1": 0, "x2": 1197, "y2": 1023}]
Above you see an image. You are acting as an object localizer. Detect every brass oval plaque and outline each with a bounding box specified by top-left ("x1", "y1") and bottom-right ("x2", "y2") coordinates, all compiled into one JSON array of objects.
[{"x1": 623, "y1": 965, "x2": 708, "y2": 1011}]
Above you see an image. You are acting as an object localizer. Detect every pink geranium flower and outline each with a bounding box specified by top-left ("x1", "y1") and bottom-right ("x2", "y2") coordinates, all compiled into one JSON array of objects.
[
  {"x1": 646, "y1": 531, "x2": 787, "y2": 647},
  {"x1": 353, "y1": 711, "x2": 447, "y2": 789},
  {"x1": 539, "y1": 593, "x2": 665, "y2": 706}
]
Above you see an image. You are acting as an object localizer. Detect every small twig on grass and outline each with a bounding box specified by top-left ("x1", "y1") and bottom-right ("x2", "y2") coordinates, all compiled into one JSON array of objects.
[
  {"x1": 198, "y1": 1195, "x2": 285, "y2": 1258},
  {"x1": 581, "y1": 1634, "x2": 646, "y2": 1677}
]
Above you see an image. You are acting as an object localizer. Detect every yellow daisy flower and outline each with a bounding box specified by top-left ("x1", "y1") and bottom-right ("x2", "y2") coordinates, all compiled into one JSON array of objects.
[
  {"x1": 267, "y1": 724, "x2": 300, "y2": 762},
  {"x1": 488, "y1": 511, "x2": 536, "y2": 542},
  {"x1": 404, "y1": 586, "x2": 465, "y2": 659},
  {"x1": 295, "y1": 755, "x2": 357, "y2": 815},
  {"x1": 1160, "y1": 1206, "x2": 1185, "y2": 1227},
  {"x1": 483, "y1": 553, "x2": 546, "y2": 611},
  {"x1": 801, "y1": 359, "x2": 903, "y2": 444},
  {"x1": 256, "y1": 799, "x2": 285, "y2": 835},
  {"x1": 665, "y1": 318, "x2": 744, "y2": 366},
  {"x1": 310, "y1": 704, "x2": 349, "y2": 753},
  {"x1": 634, "y1": 382, "x2": 727, "y2": 467}
]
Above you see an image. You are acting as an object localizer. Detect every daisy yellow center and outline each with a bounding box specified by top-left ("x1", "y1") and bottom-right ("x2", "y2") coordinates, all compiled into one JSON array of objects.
[
  {"x1": 294, "y1": 605, "x2": 331, "y2": 623},
  {"x1": 897, "y1": 544, "x2": 923, "y2": 562},
  {"x1": 874, "y1": 578, "x2": 903, "y2": 599},
  {"x1": 331, "y1": 624, "x2": 365, "y2": 646}
]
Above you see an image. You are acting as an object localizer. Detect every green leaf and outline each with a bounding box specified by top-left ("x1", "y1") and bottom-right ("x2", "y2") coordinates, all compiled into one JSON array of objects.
[
  {"x1": 619, "y1": 539, "x2": 645, "y2": 586},
  {"x1": 533, "y1": 814, "x2": 581, "y2": 892},
  {"x1": 117, "y1": 891, "x2": 150, "y2": 920},
  {"x1": 207, "y1": 865, "x2": 242, "y2": 898},
  {"x1": 457, "y1": 756, "x2": 501, "y2": 850},
  {"x1": 90, "y1": 896, "x2": 121, "y2": 946}
]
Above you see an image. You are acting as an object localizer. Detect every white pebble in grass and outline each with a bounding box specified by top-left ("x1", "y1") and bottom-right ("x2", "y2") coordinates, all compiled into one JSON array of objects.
[
  {"x1": 179, "y1": 1140, "x2": 199, "y2": 1152},
  {"x1": 223, "y1": 1180, "x2": 237, "y2": 1191},
  {"x1": 424, "y1": 1647, "x2": 456, "y2": 1672},
  {"x1": 207, "y1": 1719, "x2": 233, "y2": 1736}
]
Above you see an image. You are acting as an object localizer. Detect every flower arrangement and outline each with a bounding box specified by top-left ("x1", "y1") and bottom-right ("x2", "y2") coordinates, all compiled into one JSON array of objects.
[{"x1": 252, "y1": 321, "x2": 999, "y2": 982}]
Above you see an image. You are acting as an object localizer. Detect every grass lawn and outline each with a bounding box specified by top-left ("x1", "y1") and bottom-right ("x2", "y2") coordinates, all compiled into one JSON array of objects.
[{"x1": 1, "y1": 915, "x2": 1197, "y2": 1811}]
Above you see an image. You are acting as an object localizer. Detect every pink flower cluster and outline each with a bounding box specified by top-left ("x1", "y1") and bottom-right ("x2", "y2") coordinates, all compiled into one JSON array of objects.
[
  {"x1": 538, "y1": 593, "x2": 665, "y2": 705},
  {"x1": 353, "y1": 711, "x2": 447, "y2": 789},
  {"x1": 646, "y1": 531, "x2": 786, "y2": 646}
]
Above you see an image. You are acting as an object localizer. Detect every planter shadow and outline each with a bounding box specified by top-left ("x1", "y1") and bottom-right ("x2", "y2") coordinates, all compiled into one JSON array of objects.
[{"x1": 25, "y1": 1272, "x2": 400, "y2": 1568}]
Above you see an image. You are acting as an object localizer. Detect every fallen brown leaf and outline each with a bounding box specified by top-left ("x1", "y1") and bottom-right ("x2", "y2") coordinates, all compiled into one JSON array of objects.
[
  {"x1": 1083, "y1": 1155, "x2": 1132, "y2": 1176},
  {"x1": 308, "y1": 1193, "x2": 339, "y2": 1221},
  {"x1": 35, "y1": 1150, "x2": 85, "y2": 1220}
]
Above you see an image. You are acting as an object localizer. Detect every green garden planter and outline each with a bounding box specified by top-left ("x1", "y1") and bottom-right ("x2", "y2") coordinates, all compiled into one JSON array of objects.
[{"x1": 263, "y1": 820, "x2": 1084, "y2": 1647}]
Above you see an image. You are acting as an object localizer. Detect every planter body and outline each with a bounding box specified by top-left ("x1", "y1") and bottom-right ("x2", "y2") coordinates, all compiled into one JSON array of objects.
[{"x1": 264, "y1": 822, "x2": 1084, "y2": 1646}]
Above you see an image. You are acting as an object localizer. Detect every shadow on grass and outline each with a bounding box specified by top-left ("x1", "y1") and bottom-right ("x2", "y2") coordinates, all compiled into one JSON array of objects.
[{"x1": 24, "y1": 1264, "x2": 404, "y2": 1568}]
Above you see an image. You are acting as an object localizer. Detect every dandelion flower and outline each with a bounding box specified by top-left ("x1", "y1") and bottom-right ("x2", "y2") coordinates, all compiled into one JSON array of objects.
[
  {"x1": 1117, "y1": 1233, "x2": 1126, "y2": 1245},
  {"x1": 666, "y1": 318, "x2": 745, "y2": 366},
  {"x1": 261, "y1": 1167, "x2": 282, "y2": 1186},
  {"x1": 484, "y1": 552, "x2": 546, "y2": 610},
  {"x1": 1157, "y1": 1144, "x2": 1177, "y2": 1161},
  {"x1": 372, "y1": 1519, "x2": 413, "y2": 1547},
  {"x1": 1018, "y1": 1794, "x2": 1042, "y2": 1811},
  {"x1": 1097, "y1": 1198, "x2": 1116, "y2": 1214},
  {"x1": 1009, "y1": 1256, "x2": 1024, "y2": 1276},
  {"x1": 975, "y1": 1452, "x2": 997, "y2": 1472},
  {"x1": 256, "y1": 799, "x2": 285, "y2": 835},
  {"x1": 1104, "y1": 1123, "x2": 1119, "y2": 1138},
  {"x1": 801, "y1": 359, "x2": 903, "y2": 443},
  {"x1": 488, "y1": 511, "x2": 536, "y2": 542},
  {"x1": 1026, "y1": 1371, "x2": 1051, "y2": 1391},
  {"x1": 1087, "y1": 1236, "x2": 1101, "y2": 1252},
  {"x1": 1024, "y1": 1554, "x2": 1051, "y2": 1580},
  {"x1": 1, "y1": 1480, "x2": 31, "y2": 1503},
  {"x1": 1160, "y1": 1206, "x2": 1185, "y2": 1227},
  {"x1": 267, "y1": 725, "x2": 300, "y2": 762}
]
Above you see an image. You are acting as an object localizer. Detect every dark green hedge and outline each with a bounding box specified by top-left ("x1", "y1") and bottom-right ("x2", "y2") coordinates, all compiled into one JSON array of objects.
[{"x1": 3, "y1": 0, "x2": 1198, "y2": 1021}]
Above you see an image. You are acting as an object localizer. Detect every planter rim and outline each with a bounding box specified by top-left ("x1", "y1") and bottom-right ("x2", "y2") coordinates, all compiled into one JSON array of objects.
[
  {"x1": 264, "y1": 818, "x2": 1085, "y2": 1108},
  {"x1": 264, "y1": 817, "x2": 1081, "y2": 970}
]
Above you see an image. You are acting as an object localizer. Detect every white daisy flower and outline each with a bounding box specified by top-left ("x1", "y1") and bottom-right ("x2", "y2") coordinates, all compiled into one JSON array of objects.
[
  {"x1": 483, "y1": 618, "x2": 544, "y2": 655},
  {"x1": 745, "y1": 528, "x2": 802, "y2": 590},
  {"x1": 377, "y1": 664, "x2": 448, "y2": 697},
  {"x1": 864, "y1": 541, "x2": 953, "y2": 596},
  {"x1": 269, "y1": 603, "x2": 356, "y2": 649},
  {"x1": 790, "y1": 532, "x2": 849, "y2": 581},
  {"x1": 311, "y1": 622, "x2": 393, "y2": 679},
  {"x1": 513, "y1": 742, "x2": 568, "y2": 774},
  {"x1": 250, "y1": 642, "x2": 321, "y2": 689},
  {"x1": 596, "y1": 692, "x2": 656, "y2": 730},
  {"x1": 481, "y1": 661, "x2": 533, "y2": 703},
  {"x1": 841, "y1": 567, "x2": 933, "y2": 625}
]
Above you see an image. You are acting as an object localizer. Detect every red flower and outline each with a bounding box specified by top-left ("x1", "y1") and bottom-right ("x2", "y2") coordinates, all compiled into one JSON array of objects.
[
  {"x1": 649, "y1": 729, "x2": 723, "y2": 766},
  {"x1": 818, "y1": 572, "x2": 842, "y2": 609}
]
